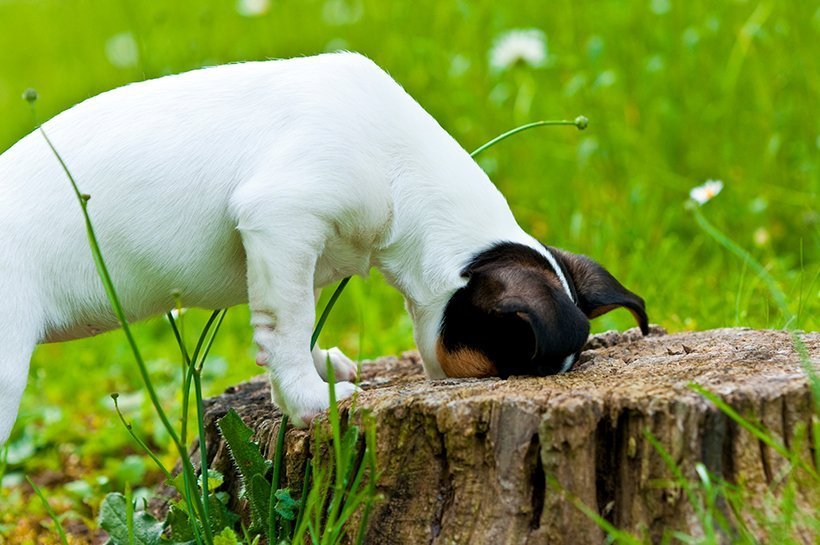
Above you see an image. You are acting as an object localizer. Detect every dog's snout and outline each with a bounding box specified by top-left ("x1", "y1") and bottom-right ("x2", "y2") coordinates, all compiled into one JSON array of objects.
[{"x1": 528, "y1": 352, "x2": 578, "y2": 377}]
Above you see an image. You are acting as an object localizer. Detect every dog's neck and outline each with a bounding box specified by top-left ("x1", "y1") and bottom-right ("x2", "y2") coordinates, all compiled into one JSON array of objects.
[
  {"x1": 373, "y1": 136, "x2": 545, "y2": 316},
  {"x1": 362, "y1": 99, "x2": 570, "y2": 378}
]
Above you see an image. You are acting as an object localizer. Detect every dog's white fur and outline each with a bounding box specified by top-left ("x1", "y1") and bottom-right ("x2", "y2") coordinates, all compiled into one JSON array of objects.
[{"x1": 0, "y1": 52, "x2": 554, "y2": 444}]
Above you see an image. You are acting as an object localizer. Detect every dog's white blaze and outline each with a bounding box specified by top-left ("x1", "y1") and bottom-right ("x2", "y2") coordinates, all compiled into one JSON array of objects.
[
  {"x1": 541, "y1": 248, "x2": 574, "y2": 303},
  {"x1": 559, "y1": 353, "x2": 576, "y2": 374},
  {"x1": 543, "y1": 248, "x2": 579, "y2": 376}
]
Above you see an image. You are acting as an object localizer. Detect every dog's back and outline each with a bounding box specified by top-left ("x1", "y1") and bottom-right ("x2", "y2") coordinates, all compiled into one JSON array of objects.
[
  {"x1": 0, "y1": 53, "x2": 413, "y2": 342},
  {"x1": 0, "y1": 52, "x2": 427, "y2": 443}
]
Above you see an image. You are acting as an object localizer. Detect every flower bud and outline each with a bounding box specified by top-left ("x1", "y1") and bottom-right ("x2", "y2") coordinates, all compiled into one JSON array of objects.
[
  {"x1": 22, "y1": 88, "x2": 38, "y2": 104},
  {"x1": 574, "y1": 115, "x2": 589, "y2": 130}
]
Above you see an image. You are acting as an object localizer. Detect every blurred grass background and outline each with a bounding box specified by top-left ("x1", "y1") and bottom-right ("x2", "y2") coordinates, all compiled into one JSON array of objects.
[{"x1": 0, "y1": 0, "x2": 817, "y2": 541}]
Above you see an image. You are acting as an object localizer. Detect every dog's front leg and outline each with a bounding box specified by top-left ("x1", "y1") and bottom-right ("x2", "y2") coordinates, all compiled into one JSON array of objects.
[{"x1": 239, "y1": 220, "x2": 357, "y2": 428}]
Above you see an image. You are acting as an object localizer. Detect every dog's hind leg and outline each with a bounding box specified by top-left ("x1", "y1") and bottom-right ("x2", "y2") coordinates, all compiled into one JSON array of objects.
[{"x1": 0, "y1": 322, "x2": 37, "y2": 446}]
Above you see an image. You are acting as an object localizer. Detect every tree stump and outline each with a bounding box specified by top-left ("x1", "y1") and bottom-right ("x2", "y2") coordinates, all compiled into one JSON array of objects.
[{"x1": 174, "y1": 327, "x2": 818, "y2": 544}]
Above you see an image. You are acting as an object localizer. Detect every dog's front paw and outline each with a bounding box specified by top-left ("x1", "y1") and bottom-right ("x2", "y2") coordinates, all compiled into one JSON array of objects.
[
  {"x1": 274, "y1": 377, "x2": 360, "y2": 428},
  {"x1": 290, "y1": 381, "x2": 360, "y2": 428},
  {"x1": 312, "y1": 346, "x2": 359, "y2": 382}
]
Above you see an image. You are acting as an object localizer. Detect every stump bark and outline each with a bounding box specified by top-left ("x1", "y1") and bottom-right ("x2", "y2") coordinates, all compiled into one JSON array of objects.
[{"x1": 173, "y1": 327, "x2": 818, "y2": 544}]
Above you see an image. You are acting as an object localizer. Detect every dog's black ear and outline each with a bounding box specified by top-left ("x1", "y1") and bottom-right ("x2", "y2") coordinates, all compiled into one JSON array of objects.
[
  {"x1": 491, "y1": 288, "x2": 590, "y2": 376},
  {"x1": 438, "y1": 262, "x2": 590, "y2": 378},
  {"x1": 548, "y1": 247, "x2": 649, "y2": 335}
]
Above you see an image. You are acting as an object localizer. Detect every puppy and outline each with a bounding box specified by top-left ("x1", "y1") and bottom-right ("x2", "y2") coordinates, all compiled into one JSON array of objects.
[{"x1": 0, "y1": 52, "x2": 647, "y2": 445}]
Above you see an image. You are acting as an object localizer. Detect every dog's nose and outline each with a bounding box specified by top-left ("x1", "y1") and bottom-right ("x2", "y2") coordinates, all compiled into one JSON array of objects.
[
  {"x1": 531, "y1": 363, "x2": 559, "y2": 377},
  {"x1": 530, "y1": 353, "x2": 577, "y2": 376}
]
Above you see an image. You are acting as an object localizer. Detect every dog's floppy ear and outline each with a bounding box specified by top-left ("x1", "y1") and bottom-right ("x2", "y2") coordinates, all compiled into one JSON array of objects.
[
  {"x1": 438, "y1": 262, "x2": 590, "y2": 378},
  {"x1": 548, "y1": 247, "x2": 649, "y2": 335}
]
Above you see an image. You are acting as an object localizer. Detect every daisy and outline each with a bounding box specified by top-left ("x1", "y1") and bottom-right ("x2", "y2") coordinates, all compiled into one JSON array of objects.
[
  {"x1": 105, "y1": 33, "x2": 139, "y2": 69},
  {"x1": 689, "y1": 179, "x2": 723, "y2": 205},
  {"x1": 489, "y1": 29, "x2": 547, "y2": 71},
  {"x1": 236, "y1": 0, "x2": 270, "y2": 17}
]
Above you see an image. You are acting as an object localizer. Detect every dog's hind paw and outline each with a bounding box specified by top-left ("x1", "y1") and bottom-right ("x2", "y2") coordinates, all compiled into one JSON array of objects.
[{"x1": 312, "y1": 346, "x2": 359, "y2": 382}]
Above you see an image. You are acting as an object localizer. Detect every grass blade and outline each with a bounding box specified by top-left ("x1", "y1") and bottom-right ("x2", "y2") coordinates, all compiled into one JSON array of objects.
[
  {"x1": 111, "y1": 393, "x2": 172, "y2": 481},
  {"x1": 312, "y1": 278, "x2": 351, "y2": 350},
  {"x1": 26, "y1": 476, "x2": 69, "y2": 545},
  {"x1": 690, "y1": 383, "x2": 817, "y2": 480},
  {"x1": 0, "y1": 444, "x2": 8, "y2": 484},
  {"x1": 269, "y1": 413, "x2": 289, "y2": 542},
  {"x1": 38, "y1": 126, "x2": 212, "y2": 544},
  {"x1": 470, "y1": 118, "x2": 586, "y2": 158},
  {"x1": 552, "y1": 476, "x2": 643, "y2": 545}
]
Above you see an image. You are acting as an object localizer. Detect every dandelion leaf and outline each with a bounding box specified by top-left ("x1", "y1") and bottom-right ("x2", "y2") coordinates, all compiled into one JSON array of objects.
[
  {"x1": 217, "y1": 408, "x2": 272, "y2": 486},
  {"x1": 207, "y1": 491, "x2": 241, "y2": 534},
  {"x1": 99, "y1": 492, "x2": 166, "y2": 545},
  {"x1": 248, "y1": 473, "x2": 272, "y2": 532}
]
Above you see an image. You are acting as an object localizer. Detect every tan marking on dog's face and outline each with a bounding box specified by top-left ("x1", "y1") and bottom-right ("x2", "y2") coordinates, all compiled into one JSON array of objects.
[{"x1": 436, "y1": 340, "x2": 498, "y2": 378}]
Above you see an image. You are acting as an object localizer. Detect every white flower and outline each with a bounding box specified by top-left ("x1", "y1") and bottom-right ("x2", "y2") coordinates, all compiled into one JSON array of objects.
[
  {"x1": 489, "y1": 29, "x2": 547, "y2": 71},
  {"x1": 689, "y1": 179, "x2": 723, "y2": 205},
  {"x1": 236, "y1": 0, "x2": 270, "y2": 17},
  {"x1": 753, "y1": 227, "x2": 770, "y2": 247},
  {"x1": 105, "y1": 33, "x2": 139, "y2": 69},
  {"x1": 322, "y1": 0, "x2": 363, "y2": 26}
]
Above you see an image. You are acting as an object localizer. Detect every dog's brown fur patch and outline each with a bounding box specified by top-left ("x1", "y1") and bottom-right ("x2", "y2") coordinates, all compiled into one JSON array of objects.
[{"x1": 436, "y1": 340, "x2": 497, "y2": 378}]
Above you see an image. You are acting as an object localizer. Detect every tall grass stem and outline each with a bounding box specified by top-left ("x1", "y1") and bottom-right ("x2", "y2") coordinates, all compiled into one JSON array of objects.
[
  {"x1": 25, "y1": 476, "x2": 69, "y2": 545},
  {"x1": 38, "y1": 126, "x2": 213, "y2": 544},
  {"x1": 470, "y1": 119, "x2": 585, "y2": 157}
]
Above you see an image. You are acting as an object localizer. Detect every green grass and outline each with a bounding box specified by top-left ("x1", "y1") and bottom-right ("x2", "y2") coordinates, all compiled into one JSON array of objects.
[{"x1": 0, "y1": 0, "x2": 817, "y2": 542}]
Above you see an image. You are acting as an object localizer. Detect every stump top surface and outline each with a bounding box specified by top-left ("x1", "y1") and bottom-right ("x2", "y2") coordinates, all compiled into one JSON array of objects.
[
  {"x1": 208, "y1": 327, "x2": 818, "y2": 419},
  {"x1": 353, "y1": 326, "x2": 817, "y2": 411}
]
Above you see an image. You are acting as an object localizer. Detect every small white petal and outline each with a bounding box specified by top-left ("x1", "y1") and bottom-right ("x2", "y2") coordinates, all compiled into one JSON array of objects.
[
  {"x1": 105, "y1": 33, "x2": 139, "y2": 69},
  {"x1": 689, "y1": 187, "x2": 708, "y2": 204},
  {"x1": 236, "y1": 0, "x2": 270, "y2": 17},
  {"x1": 753, "y1": 227, "x2": 770, "y2": 247},
  {"x1": 689, "y1": 179, "x2": 723, "y2": 205},
  {"x1": 489, "y1": 29, "x2": 548, "y2": 71}
]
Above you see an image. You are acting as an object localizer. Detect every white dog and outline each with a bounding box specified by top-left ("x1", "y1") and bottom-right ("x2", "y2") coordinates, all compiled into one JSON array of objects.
[{"x1": 0, "y1": 53, "x2": 647, "y2": 445}]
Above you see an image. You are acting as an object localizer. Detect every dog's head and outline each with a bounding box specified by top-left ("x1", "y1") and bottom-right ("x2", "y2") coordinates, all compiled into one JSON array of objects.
[{"x1": 427, "y1": 242, "x2": 648, "y2": 378}]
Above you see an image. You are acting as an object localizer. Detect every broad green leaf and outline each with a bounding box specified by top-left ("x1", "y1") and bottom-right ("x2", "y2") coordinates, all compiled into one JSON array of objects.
[
  {"x1": 199, "y1": 468, "x2": 225, "y2": 491},
  {"x1": 169, "y1": 472, "x2": 187, "y2": 497},
  {"x1": 273, "y1": 488, "x2": 300, "y2": 521},
  {"x1": 165, "y1": 502, "x2": 195, "y2": 542},
  {"x1": 99, "y1": 493, "x2": 164, "y2": 545},
  {"x1": 213, "y1": 527, "x2": 241, "y2": 545},
  {"x1": 165, "y1": 494, "x2": 238, "y2": 542},
  {"x1": 217, "y1": 409, "x2": 273, "y2": 532}
]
